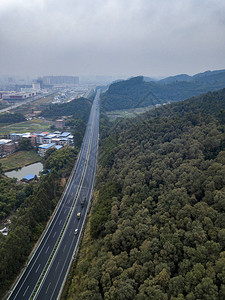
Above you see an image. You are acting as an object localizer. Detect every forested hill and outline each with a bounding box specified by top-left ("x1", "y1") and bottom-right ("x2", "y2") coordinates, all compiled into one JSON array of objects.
[
  {"x1": 101, "y1": 69, "x2": 225, "y2": 111},
  {"x1": 40, "y1": 97, "x2": 92, "y2": 121},
  {"x1": 159, "y1": 69, "x2": 225, "y2": 84},
  {"x1": 64, "y1": 88, "x2": 225, "y2": 299}
]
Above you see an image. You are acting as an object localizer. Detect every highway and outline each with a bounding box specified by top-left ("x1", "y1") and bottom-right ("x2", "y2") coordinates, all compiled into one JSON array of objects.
[{"x1": 7, "y1": 89, "x2": 100, "y2": 300}]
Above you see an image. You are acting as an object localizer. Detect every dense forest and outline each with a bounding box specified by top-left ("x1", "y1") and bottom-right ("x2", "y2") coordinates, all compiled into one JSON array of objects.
[
  {"x1": 0, "y1": 147, "x2": 78, "y2": 297},
  {"x1": 40, "y1": 97, "x2": 92, "y2": 121},
  {"x1": 0, "y1": 112, "x2": 26, "y2": 124},
  {"x1": 63, "y1": 88, "x2": 225, "y2": 299},
  {"x1": 101, "y1": 70, "x2": 225, "y2": 111}
]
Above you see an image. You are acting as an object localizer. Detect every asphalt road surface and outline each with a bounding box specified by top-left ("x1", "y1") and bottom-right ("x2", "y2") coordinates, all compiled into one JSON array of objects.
[{"x1": 7, "y1": 89, "x2": 100, "y2": 300}]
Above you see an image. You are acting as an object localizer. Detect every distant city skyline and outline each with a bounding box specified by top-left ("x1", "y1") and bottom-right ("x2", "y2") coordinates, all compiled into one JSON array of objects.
[{"x1": 0, "y1": 0, "x2": 225, "y2": 78}]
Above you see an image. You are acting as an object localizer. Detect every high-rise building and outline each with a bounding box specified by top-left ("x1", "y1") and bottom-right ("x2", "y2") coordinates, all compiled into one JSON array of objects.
[{"x1": 32, "y1": 82, "x2": 41, "y2": 90}]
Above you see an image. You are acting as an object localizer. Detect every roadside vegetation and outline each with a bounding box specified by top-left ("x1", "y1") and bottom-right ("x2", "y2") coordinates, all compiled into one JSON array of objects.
[
  {"x1": 63, "y1": 88, "x2": 225, "y2": 299},
  {"x1": 40, "y1": 97, "x2": 92, "y2": 120}
]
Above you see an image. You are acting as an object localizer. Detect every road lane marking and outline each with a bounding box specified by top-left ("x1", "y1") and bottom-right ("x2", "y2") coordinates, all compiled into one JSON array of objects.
[
  {"x1": 64, "y1": 209, "x2": 67, "y2": 214},
  {"x1": 59, "y1": 219, "x2": 62, "y2": 225},
  {"x1": 53, "y1": 231, "x2": 57, "y2": 238},
  {"x1": 55, "y1": 261, "x2": 60, "y2": 272},
  {"x1": 35, "y1": 264, "x2": 41, "y2": 273},
  {"x1": 45, "y1": 282, "x2": 51, "y2": 294},
  {"x1": 45, "y1": 246, "x2": 49, "y2": 254},
  {"x1": 23, "y1": 286, "x2": 29, "y2": 297},
  {"x1": 49, "y1": 92, "x2": 101, "y2": 300},
  {"x1": 63, "y1": 243, "x2": 67, "y2": 252}
]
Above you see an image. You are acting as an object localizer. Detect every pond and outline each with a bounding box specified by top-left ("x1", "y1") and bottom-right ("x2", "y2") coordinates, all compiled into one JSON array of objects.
[{"x1": 5, "y1": 162, "x2": 44, "y2": 180}]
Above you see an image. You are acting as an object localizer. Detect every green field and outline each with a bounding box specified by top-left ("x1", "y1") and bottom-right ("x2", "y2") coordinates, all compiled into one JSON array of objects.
[
  {"x1": 34, "y1": 93, "x2": 57, "y2": 104},
  {"x1": 0, "y1": 150, "x2": 41, "y2": 171},
  {"x1": 106, "y1": 105, "x2": 154, "y2": 120},
  {"x1": 0, "y1": 118, "x2": 53, "y2": 135}
]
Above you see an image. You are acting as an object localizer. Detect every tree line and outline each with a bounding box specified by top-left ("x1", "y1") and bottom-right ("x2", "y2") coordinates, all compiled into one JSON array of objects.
[{"x1": 0, "y1": 112, "x2": 26, "y2": 124}]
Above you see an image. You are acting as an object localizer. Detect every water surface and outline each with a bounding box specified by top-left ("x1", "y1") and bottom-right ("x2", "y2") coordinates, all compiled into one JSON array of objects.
[{"x1": 5, "y1": 162, "x2": 43, "y2": 180}]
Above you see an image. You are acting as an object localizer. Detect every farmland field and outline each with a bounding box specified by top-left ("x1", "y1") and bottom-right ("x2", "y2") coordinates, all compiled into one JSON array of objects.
[
  {"x1": 106, "y1": 105, "x2": 155, "y2": 120},
  {"x1": 0, "y1": 118, "x2": 53, "y2": 135},
  {"x1": 0, "y1": 150, "x2": 41, "y2": 171}
]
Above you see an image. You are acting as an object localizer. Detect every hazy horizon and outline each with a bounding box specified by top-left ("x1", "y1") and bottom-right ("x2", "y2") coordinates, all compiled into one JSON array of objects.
[{"x1": 0, "y1": 0, "x2": 225, "y2": 78}]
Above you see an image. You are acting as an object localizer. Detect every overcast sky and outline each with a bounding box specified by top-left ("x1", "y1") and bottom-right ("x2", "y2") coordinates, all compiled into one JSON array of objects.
[{"x1": 0, "y1": 0, "x2": 225, "y2": 78}]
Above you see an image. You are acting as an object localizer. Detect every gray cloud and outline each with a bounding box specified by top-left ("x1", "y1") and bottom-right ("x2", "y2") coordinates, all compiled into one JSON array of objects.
[{"x1": 0, "y1": 0, "x2": 225, "y2": 77}]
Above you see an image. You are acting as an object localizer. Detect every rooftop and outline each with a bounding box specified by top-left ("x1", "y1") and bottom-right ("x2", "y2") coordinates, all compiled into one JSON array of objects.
[
  {"x1": 23, "y1": 174, "x2": 35, "y2": 181},
  {"x1": 10, "y1": 133, "x2": 23, "y2": 136},
  {"x1": 0, "y1": 139, "x2": 12, "y2": 144},
  {"x1": 60, "y1": 132, "x2": 70, "y2": 137},
  {"x1": 55, "y1": 145, "x2": 63, "y2": 150},
  {"x1": 38, "y1": 143, "x2": 55, "y2": 149}
]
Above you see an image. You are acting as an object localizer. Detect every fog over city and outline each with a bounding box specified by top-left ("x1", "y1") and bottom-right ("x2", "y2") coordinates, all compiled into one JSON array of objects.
[{"x1": 0, "y1": 0, "x2": 225, "y2": 78}]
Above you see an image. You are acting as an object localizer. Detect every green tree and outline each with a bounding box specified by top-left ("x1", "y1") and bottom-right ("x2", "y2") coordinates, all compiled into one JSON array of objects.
[{"x1": 18, "y1": 138, "x2": 33, "y2": 150}]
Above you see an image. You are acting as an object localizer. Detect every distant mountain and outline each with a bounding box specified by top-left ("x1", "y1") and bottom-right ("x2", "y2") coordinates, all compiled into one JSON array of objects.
[
  {"x1": 101, "y1": 69, "x2": 225, "y2": 111},
  {"x1": 143, "y1": 76, "x2": 157, "y2": 82},
  {"x1": 159, "y1": 74, "x2": 192, "y2": 84},
  {"x1": 101, "y1": 76, "x2": 164, "y2": 111},
  {"x1": 159, "y1": 69, "x2": 225, "y2": 84},
  {"x1": 193, "y1": 69, "x2": 225, "y2": 78}
]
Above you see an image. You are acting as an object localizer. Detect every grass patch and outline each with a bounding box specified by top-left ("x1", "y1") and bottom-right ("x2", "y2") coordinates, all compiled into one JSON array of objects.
[
  {"x1": 0, "y1": 118, "x2": 54, "y2": 135},
  {"x1": 106, "y1": 105, "x2": 154, "y2": 120},
  {"x1": 0, "y1": 151, "x2": 41, "y2": 171},
  {"x1": 34, "y1": 93, "x2": 57, "y2": 104}
]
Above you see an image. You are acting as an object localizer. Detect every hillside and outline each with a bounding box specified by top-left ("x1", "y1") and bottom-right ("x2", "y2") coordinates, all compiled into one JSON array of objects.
[
  {"x1": 63, "y1": 88, "x2": 225, "y2": 300},
  {"x1": 101, "y1": 69, "x2": 225, "y2": 111},
  {"x1": 159, "y1": 69, "x2": 225, "y2": 84},
  {"x1": 40, "y1": 97, "x2": 92, "y2": 121}
]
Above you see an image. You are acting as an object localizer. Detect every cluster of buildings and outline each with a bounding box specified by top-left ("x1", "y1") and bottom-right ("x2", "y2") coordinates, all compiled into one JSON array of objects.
[
  {"x1": 0, "y1": 89, "x2": 37, "y2": 101},
  {"x1": 0, "y1": 131, "x2": 74, "y2": 157},
  {"x1": 0, "y1": 82, "x2": 41, "y2": 102},
  {"x1": 0, "y1": 76, "x2": 79, "y2": 103}
]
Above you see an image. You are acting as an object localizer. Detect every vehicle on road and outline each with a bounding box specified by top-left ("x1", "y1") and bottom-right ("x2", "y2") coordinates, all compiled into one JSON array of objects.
[
  {"x1": 77, "y1": 212, "x2": 81, "y2": 219},
  {"x1": 74, "y1": 228, "x2": 78, "y2": 235},
  {"x1": 81, "y1": 197, "x2": 86, "y2": 207}
]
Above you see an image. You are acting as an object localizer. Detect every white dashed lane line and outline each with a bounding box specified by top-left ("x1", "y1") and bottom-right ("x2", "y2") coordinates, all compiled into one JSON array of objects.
[
  {"x1": 35, "y1": 264, "x2": 41, "y2": 273},
  {"x1": 23, "y1": 286, "x2": 29, "y2": 297}
]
